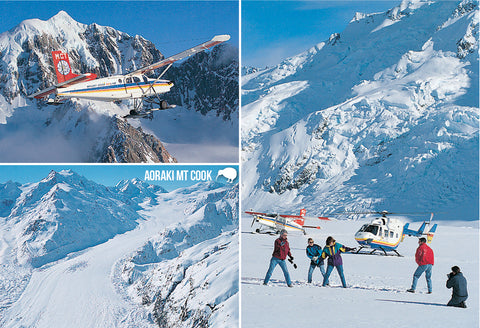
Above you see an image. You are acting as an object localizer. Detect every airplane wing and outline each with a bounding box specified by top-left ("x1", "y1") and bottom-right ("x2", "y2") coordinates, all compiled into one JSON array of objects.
[
  {"x1": 28, "y1": 73, "x2": 97, "y2": 99},
  {"x1": 126, "y1": 35, "x2": 230, "y2": 77}
]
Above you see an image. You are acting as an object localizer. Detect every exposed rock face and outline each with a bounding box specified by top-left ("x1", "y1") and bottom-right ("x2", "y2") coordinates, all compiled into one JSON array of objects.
[
  {"x1": 164, "y1": 43, "x2": 239, "y2": 121},
  {"x1": 99, "y1": 117, "x2": 177, "y2": 163}
]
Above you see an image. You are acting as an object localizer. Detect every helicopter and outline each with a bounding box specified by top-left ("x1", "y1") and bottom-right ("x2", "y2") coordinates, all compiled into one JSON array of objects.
[
  {"x1": 353, "y1": 211, "x2": 437, "y2": 256},
  {"x1": 245, "y1": 209, "x2": 329, "y2": 235}
]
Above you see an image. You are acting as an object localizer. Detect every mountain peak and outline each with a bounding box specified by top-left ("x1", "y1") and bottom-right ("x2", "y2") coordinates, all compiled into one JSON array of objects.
[{"x1": 49, "y1": 10, "x2": 75, "y2": 23}]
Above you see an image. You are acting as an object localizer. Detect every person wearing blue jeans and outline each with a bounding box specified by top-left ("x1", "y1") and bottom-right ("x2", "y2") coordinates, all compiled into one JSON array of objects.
[
  {"x1": 411, "y1": 264, "x2": 433, "y2": 292},
  {"x1": 306, "y1": 238, "x2": 325, "y2": 283},
  {"x1": 323, "y1": 264, "x2": 346, "y2": 287},
  {"x1": 321, "y1": 236, "x2": 355, "y2": 288},
  {"x1": 407, "y1": 238, "x2": 434, "y2": 293},
  {"x1": 264, "y1": 256, "x2": 292, "y2": 286},
  {"x1": 263, "y1": 229, "x2": 294, "y2": 287}
]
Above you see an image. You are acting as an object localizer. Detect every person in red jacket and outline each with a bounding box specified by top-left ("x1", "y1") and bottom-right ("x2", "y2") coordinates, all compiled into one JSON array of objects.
[
  {"x1": 263, "y1": 229, "x2": 293, "y2": 287},
  {"x1": 407, "y1": 237, "x2": 434, "y2": 293}
]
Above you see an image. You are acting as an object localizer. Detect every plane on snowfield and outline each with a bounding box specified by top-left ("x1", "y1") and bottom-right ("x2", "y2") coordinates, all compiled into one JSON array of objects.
[
  {"x1": 245, "y1": 209, "x2": 329, "y2": 235},
  {"x1": 28, "y1": 35, "x2": 230, "y2": 119},
  {"x1": 352, "y1": 211, "x2": 437, "y2": 256}
]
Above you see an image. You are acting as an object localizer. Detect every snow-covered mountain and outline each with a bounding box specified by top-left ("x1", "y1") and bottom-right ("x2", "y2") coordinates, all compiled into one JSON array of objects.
[
  {"x1": 0, "y1": 11, "x2": 238, "y2": 162},
  {"x1": 242, "y1": 0, "x2": 479, "y2": 220},
  {"x1": 118, "y1": 183, "x2": 239, "y2": 327},
  {"x1": 0, "y1": 170, "x2": 239, "y2": 327}
]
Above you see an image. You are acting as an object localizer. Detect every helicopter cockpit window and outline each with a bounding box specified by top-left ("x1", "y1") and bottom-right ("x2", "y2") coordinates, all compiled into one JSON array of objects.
[
  {"x1": 359, "y1": 224, "x2": 368, "y2": 232},
  {"x1": 364, "y1": 225, "x2": 378, "y2": 235}
]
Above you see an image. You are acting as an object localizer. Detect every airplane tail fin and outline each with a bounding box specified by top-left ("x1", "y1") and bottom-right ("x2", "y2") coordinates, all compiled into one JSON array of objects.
[
  {"x1": 52, "y1": 51, "x2": 79, "y2": 83},
  {"x1": 426, "y1": 223, "x2": 437, "y2": 243}
]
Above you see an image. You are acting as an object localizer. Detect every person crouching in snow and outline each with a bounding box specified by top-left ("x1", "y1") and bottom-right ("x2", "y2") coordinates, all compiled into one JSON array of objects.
[
  {"x1": 263, "y1": 229, "x2": 294, "y2": 287},
  {"x1": 306, "y1": 238, "x2": 325, "y2": 283},
  {"x1": 446, "y1": 266, "x2": 468, "y2": 308},
  {"x1": 321, "y1": 236, "x2": 355, "y2": 288},
  {"x1": 407, "y1": 237, "x2": 434, "y2": 293}
]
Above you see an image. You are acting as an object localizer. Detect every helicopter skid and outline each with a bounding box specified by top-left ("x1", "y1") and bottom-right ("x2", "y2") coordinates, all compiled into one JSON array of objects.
[{"x1": 354, "y1": 247, "x2": 403, "y2": 257}]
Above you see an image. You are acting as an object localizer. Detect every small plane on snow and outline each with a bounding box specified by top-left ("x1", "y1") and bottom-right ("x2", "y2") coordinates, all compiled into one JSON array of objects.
[
  {"x1": 353, "y1": 211, "x2": 437, "y2": 256},
  {"x1": 245, "y1": 209, "x2": 330, "y2": 235},
  {"x1": 28, "y1": 35, "x2": 230, "y2": 119}
]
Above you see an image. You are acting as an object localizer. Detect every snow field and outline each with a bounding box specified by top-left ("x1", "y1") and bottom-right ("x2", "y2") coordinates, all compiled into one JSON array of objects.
[{"x1": 241, "y1": 218, "x2": 478, "y2": 328}]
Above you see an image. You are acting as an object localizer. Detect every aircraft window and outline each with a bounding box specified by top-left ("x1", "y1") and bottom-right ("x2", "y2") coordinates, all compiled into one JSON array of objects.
[
  {"x1": 396, "y1": 233, "x2": 398, "y2": 238},
  {"x1": 118, "y1": 79, "x2": 122, "y2": 84},
  {"x1": 143, "y1": 76, "x2": 148, "y2": 83},
  {"x1": 359, "y1": 224, "x2": 368, "y2": 232},
  {"x1": 364, "y1": 225, "x2": 378, "y2": 235},
  {"x1": 390, "y1": 231, "x2": 394, "y2": 238},
  {"x1": 384, "y1": 230, "x2": 388, "y2": 237},
  {"x1": 126, "y1": 77, "x2": 132, "y2": 83},
  {"x1": 133, "y1": 77, "x2": 141, "y2": 83}
]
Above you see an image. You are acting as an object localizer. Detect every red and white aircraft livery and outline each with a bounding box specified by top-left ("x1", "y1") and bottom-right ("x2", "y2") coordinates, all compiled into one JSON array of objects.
[
  {"x1": 245, "y1": 209, "x2": 330, "y2": 234},
  {"x1": 29, "y1": 35, "x2": 230, "y2": 118}
]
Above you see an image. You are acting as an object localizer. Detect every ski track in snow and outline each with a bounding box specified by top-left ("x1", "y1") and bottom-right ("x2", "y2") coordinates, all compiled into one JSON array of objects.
[
  {"x1": 241, "y1": 218, "x2": 479, "y2": 328},
  {"x1": 0, "y1": 199, "x2": 188, "y2": 328}
]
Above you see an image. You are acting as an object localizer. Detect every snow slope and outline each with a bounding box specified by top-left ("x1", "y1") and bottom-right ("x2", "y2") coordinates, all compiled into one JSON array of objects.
[
  {"x1": 241, "y1": 0, "x2": 479, "y2": 220},
  {"x1": 0, "y1": 171, "x2": 239, "y2": 328},
  {"x1": 241, "y1": 217, "x2": 479, "y2": 328}
]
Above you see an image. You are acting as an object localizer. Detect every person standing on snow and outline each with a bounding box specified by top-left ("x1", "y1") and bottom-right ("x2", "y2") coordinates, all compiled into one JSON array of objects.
[
  {"x1": 446, "y1": 266, "x2": 468, "y2": 308},
  {"x1": 407, "y1": 237, "x2": 434, "y2": 293},
  {"x1": 263, "y1": 229, "x2": 294, "y2": 287},
  {"x1": 321, "y1": 236, "x2": 355, "y2": 288},
  {"x1": 306, "y1": 238, "x2": 325, "y2": 283}
]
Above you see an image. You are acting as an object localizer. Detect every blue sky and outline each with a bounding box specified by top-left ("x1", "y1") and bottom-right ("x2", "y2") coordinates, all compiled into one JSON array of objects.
[
  {"x1": 242, "y1": 0, "x2": 399, "y2": 68},
  {"x1": 0, "y1": 1, "x2": 238, "y2": 56},
  {"x1": 0, "y1": 165, "x2": 239, "y2": 191}
]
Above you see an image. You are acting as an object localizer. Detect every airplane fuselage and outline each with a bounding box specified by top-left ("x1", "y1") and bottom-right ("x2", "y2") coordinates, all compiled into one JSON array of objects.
[
  {"x1": 253, "y1": 214, "x2": 305, "y2": 233},
  {"x1": 56, "y1": 74, "x2": 173, "y2": 101}
]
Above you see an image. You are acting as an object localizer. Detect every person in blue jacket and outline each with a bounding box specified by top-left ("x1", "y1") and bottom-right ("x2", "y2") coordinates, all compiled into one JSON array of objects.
[
  {"x1": 306, "y1": 238, "x2": 325, "y2": 283},
  {"x1": 321, "y1": 236, "x2": 355, "y2": 288},
  {"x1": 446, "y1": 266, "x2": 468, "y2": 308}
]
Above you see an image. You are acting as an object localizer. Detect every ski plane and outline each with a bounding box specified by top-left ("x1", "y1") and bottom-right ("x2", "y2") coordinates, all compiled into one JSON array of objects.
[
  {"x1": 28, "y1": 35, "x2": 230, "y2": 119},
  {"x1": 245, "y1": 209, "x2": 330, "y2": 235},
  {"x1": 353, "y1": 211, "x2": 437, "y2": 256}
]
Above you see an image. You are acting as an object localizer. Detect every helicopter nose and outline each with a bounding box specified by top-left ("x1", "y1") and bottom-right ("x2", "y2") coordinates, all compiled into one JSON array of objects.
[{"x1": 366, "y1": 238, "x2": 374, "y2": 244}]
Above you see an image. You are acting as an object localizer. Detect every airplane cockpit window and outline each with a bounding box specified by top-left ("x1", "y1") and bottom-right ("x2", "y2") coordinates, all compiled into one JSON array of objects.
[
  {"x1": 142, "y1": 75, "x2": 149, "y2": 83},
  {"x1": 364, "y1": 225, "x2": 378, "y2": 235},
  {"x1": 133, "y1": 77, "x2": 141, "y2": 83}
]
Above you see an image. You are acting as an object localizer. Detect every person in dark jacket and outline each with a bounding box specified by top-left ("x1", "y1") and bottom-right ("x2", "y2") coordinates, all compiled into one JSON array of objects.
[
  {"x1": 321, "y1": 236, "x2": 355, "y2": 288},
  {"x1": 263, "y1": 229, "x2": 293, "y2": 287},
  {"x1": 446, "y1": 266, "x2": 468, "y2": 308},
  {"x1": 407, "y1": 237, "x2": 434, "y2": 293},
  {"x1": 306, "y1": 238, "x2": 325, "y2": 283}
]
